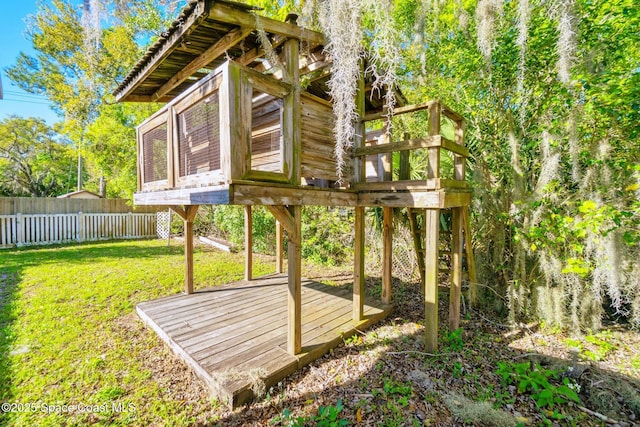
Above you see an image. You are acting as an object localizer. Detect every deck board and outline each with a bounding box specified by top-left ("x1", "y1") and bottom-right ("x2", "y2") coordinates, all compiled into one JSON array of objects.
[{"x1": 137, "y1": 273, "x2": 393, "y2": 407}]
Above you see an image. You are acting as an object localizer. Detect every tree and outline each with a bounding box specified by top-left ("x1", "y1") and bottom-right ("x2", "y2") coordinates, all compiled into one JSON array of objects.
[
  {"x1": 0, "y1": 116, "x2": 76, "y2": 197},
  {"x1": 5, "y1": 0, "x2": 177, "y2": 199}
]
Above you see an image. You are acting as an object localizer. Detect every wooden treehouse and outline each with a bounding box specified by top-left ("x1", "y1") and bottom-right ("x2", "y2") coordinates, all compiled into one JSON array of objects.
[{"x1": 114, "y1": 0, "x2": 475, "y2": 407}]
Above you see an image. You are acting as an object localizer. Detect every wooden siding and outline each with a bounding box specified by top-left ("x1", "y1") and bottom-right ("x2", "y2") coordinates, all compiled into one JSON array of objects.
[
  {"x1": 300, "y1": 92, "x2": 338, "y2": 181},
  {"x1": 136, "y1": 273, "x2": 393, "y2": 408}
]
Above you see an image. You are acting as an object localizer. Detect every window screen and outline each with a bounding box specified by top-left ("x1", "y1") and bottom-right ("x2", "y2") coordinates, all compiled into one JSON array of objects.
[
  {"x1": 177, "y1": 93, "x2": 221, "y2": 177},
  {"x1": 142, "y1": 123, "x2": 168, "y2": 183}
]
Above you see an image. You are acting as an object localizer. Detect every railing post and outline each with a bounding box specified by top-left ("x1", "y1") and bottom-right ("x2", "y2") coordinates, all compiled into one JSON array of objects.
[
  {"x1": 78, "y1": 212, "x2": 85, "y2": 243},
  {"x1": 16, "y1": 213, "x2": 23, "y2": 247},
  {"x1": 127, "y1": 212, "x2": 132, "y2": 238},
  {"x1": 427, "y1": 102, "x2": 441, "y2": 180}
]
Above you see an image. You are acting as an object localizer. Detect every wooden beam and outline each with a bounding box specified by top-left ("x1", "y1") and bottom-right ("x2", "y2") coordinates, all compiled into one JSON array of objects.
[
  {"x1": 244, "y1": 205, "x2": 253, "y2": 281},
  {"x1": 362, "y1": 100, "x2": 438, "y2": 122},
  {"x1": 352, "y1": 60, "x2": 366, "y2": 184},
  {"x1": 399, "y1": 133, "x2": 410, "y2": 181},
  {"x1": 114, "y1": 0, "x2": 209, "y2": 101},
  {"x1": 449, "y1": 207, "x2": 463, "y2": 331},
  {"x1": 152, "y1": 27, "x2": 253, "y2": 101},
  {"x1": 353, "y1": 207, "x2": 365, "y2": 321},
  {"x1": 382, "y1": 206, "x2": 393, "y2": 304},
  {"x1": 353, "y1": 179, "x2": 469, "y2": 192},
  {"x1": 266, "y1": 205, "x2": 297, "y2": 243},
  {"x1": 424, "y1": 208, "x2": 439, "y2": 352},
  {"x1": 207, "y1": 2, "x2": 326, "y2": 46},
  {"x1": 352, "y1": 135, "x2": 469, "y2": 158},
  {"x1": 183, "y1": 205, "x2": 199, "y2": 295},
  {"x1": 287, "y1": 205, "x2": 302, "y2": 355},
  {"x1": 454, "y1": 119, "x2": 466, "y2": 181},
  {"x1": 275, "y1": 220, "x2": 283, "y2": 274}
]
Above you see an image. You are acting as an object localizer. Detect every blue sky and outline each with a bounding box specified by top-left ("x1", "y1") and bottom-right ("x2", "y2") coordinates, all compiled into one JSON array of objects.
[{"x1": 0, "y1": 2, "x2": 64, "y2": 125}]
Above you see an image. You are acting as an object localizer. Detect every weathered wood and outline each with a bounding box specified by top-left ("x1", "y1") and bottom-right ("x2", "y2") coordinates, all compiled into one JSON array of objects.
[
  {"x1": 454, "y1": 118, "x2": 466, "y2": 182},
  {"x1": 382, "y1": 206, "x2": 393, "y2": 304},
  {"x1": 244, "y1": 205, "x2": 252, "y2": 281},
  {"x1": 428, "y1": 103, "x2": 441, "y2": 180},
  {"x1": 399, "y1": 133, "x2": 410, "y2": 181},
  {"x1": 152, "y1": 27, "x2": 253, "y2": 101},
  {"x1": 408, "y1": 209, "x2": 426, "y2": 285},
  {"x1": 362, "y1": 100, "x2": 438, "y2": 122},
  {"x1": 184, "y1": 205, "x2": 199, "y2": 295},
  {"x1": 353, "y1": 60, "x2": 366, "y2": 184},
  {"x1": 352, "y1": 135, "x2": 469, "y2": 158},
  {"x1": 282, "y1": 27, "x2": 301, "y2": 184},
  {"x1": 353, "y1": 179, "x2": 469, "y2": 192},
  {"x1": 266, "y1": 205, "x2": 297, "y2": 242},
  {"x1": 449, "y1": 207, "x2": 463, "y2": 331},
  {"x1": 232, "y1": 182, "x2": 357, "y2": 207},
  {"x1": 353, "y1": 206, "x2": 365, "y2": 321},
  {"x1": 287, "y1": 205, "x2": 302, "y2": 355},
  {"x1": 207, "y1": 2, "x2": 326, "y2": 46},
  {"x1": 381, "y1": 123, "x2": 392, "y2": 182},
  {"x1": 424, "y1": 208, "x2": 440, "y2": 352},
  {"x1": 115, "y1": 0, "x2": 210, "y2": 102},
  {"x1": 275, "y1": 220, "x2": 283, "y2": 274},
  {"x1": 135, "y1": 185, "x2": 230, "y2": 205}
]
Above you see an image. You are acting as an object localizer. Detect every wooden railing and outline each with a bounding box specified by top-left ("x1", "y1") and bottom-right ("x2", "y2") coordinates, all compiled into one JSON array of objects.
[
  {"x1": 353, "y1": 100, "x2": 468, "y2": 191},
  {"x1": 0, "y1": 212, "x2": 158, "y2": 248}
]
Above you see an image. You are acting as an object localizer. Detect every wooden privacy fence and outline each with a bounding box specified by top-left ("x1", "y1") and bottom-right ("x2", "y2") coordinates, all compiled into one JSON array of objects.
[{"x1": 0, "y1": 212, "x2": 158, "y2": 248}]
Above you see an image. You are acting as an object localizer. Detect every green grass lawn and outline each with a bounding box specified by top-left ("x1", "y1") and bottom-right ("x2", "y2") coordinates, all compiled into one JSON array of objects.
[{"x1": 0, "y1": 239, "x2": 274, "y2": 426}]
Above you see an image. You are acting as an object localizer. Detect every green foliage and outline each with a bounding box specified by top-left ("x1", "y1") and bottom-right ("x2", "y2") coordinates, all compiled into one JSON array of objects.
[
  {"x1": 301, "y1": 207, "x2": 353, "y2": 266},
  {"x1": 0, "y1": 240, "x2": 273, "y2": 425},
  {"x1": 442, "y1": 328, "x2": 464, "y2": 352},
  {"x1": 272, "y1": 400, "x2": 348, "y2": 427},
  {"x1": 496, "y1": 361, "x2": 581, "y2": 410},
  {"x1": 390, "y1": 0, "x2": 640, "y2": 329},
  {"x1": 0, "y1": 116, "x2": 76, "y2": 196}
]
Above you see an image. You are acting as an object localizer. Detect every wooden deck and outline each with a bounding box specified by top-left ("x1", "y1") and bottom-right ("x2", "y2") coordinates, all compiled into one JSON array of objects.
[{"x1": 136, "y1": 273, "x2": 393, "y2": 407}]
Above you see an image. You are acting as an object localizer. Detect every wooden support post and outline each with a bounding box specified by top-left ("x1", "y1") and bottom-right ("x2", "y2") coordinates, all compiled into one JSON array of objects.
[
  {"x1": 454, "y1": 119, "x2": 466, "y2": 181},
  {"x1": 427, "y1": 102, "x2": 441, "y2": 179},
  {"x1": 181, "y1": 205, "x2": 199, "y2": 295},
  {"x1": 449, "y1": 207, "x2": 463, "y2": 331},
  {"x1": 275, "y1": 220, "x2": 283, "y2": 274},
  {"x1": 244, "y1": 205, "x2": 253, "y2": 281},
  {"x1": 283, "y1": 15, "x2": 301, "y2": 184},
  {"x1": 382, "y1": 206, "x2": 393, "y2": 304},
  {"x1": 425, "y1": 208, "x2": 440, "y2": 352},
  {"x1": 287, "y1": 205, "x2": 302, "y2": 355},
  {"x1": 354, "y1": 207, "x2": 365, "y2": 321},
  {"x1": 463, "y1": 207, "x2": 478, "y2": 305},
  {"x1": 399, "y1": 133, "x2": 410, "y2": 181},
  {"x1": 352, "y1": 60, "x2": 366, "y2": 184},
  {"x1": 381, "y1": 120, "x2": 392, "y2": 182}
]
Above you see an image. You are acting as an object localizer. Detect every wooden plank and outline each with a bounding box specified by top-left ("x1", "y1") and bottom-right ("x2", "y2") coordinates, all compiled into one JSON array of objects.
[
  {"x1": 207, "y1": 2, "x2": 326, "y2": 46},
  {"x1": 428, "y1": 103, "x2": 441, "y2": 180},
  {"x1": 424, "y1": 208, "x2": 439, "y2": 352},
  {"x1": 382, "y1": 206, "x2": 392, "y2": 304},
  {"x1": 353, "y1": 207, "x2": 365, "y2": 321},
  {"x1": 362, "y1": 100, "x2": 438, "y2": 122},
  {"x1": 266, "y1": 205, "x2": 296, "y2": 241},
  {"x1": 232, "y1": 183, "x2": 357, "y2": 207},
  {"x1": 275, "y1": 220, "x2": 283, "y2": 274},
  {"x1": 282, "y1": 25, "x2": 301, "y2": 184},
  {"x1": 353, "y1": 60, "x2": 366, "y2": 183},
  {"x1": 244, "y1": 205, "x2": 252, "y2": 281},
  {"x1": 152, "y1": 27, "x2": 253, "y2": 101},
  {"x1": 449, "y1": 207, "x2": 463, "y2": 331},
  {"x1": 287, "y1": 205, "x2": 302, "y2": 355},
  {"x1": 134, "y1": 185, "x2": 231, "y2": 206},
  {"x1": 353, "y1": 179, "x2": 470, "y2": 192}
]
